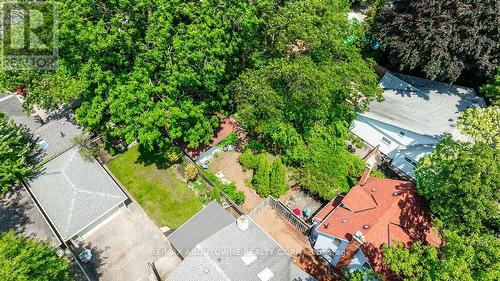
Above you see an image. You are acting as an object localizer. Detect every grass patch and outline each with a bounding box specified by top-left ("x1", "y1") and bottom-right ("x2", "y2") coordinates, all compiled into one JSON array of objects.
[{"x1": 108, "y1": 146, "x2": 203, "y2": 229}]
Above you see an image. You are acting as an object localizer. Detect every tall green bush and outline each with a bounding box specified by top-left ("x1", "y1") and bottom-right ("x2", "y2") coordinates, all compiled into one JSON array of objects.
[
  {"x1": 269, "y1": 158, "x2": 288, "y2": 197},
  {"x1": 238, "y1": 149, "x2": 258, "y2": 170},
  {"x1": 252, "y1": 154, "x2": 271, "y2": 197}
]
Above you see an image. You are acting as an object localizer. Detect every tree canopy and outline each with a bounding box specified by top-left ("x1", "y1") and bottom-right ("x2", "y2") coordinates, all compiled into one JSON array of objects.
[
  {"x1": 0, "y1": 0, "x2": 381, "y2": 199},
  {"x1": 296, "y1": 124, "x2": 365, "y2": 199},
  {"x1": 458, "y1": 107, "x2": 500, "y2": 147},
  {"x1": 373, "y1": 0, "x2": 499, "y2": 83},
  {"x1": 415, "y1": 138, "x2": 499, "y2": 235},
  {"x1": 481, "y1": 67, "x2": 500, "y2": 106},
  {"x1": 0, "y1": 0, "x2": 261, "y2": 151},
  {"x1": 384, "y1": 231, "x2": 500, "y2": 281},
  {"x1": 0, "y1": 231, "x2": 70, "y2": 281},
  {"x1": 0, "y1": 112, "x2": 40, "y2": 195}
]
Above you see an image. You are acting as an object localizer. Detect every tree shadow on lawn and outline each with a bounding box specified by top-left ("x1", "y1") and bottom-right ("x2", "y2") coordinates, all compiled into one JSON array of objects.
[{"x1": 135, "y1": 145, "x2": 176, "y2": 170}]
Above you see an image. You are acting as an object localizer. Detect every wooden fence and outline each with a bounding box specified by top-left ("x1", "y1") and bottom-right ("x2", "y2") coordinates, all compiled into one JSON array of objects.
[{"x1": 249, "y1": 196, "x2": 312, "y2": 235}]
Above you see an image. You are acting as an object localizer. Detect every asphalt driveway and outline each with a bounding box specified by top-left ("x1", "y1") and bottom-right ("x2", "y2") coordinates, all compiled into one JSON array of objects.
[
  {"x1": 0, "y1": 185, "x2": 59, "y2": 246},
  {"x1": 77, "y1": 202, "x2": 180, "y2": 281}
]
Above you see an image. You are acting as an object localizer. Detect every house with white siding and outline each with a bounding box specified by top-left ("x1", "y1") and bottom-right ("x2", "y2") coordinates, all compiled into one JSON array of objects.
[{"x1": 350, "y1": 71, "x2": 485, "y2": 178}]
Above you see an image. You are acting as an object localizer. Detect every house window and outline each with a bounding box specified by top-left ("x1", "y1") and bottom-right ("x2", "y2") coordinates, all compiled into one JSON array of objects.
[
  {"x1": 404, "y1": 157, "x2": 417, "y2": 166},
  {"x1": 381, "y1": 137, "x2": 392, "y2": 145},
  {"x1": 399, "y1": 131, "x2": 405, "y2": 137},
  {"x1": 362, "y1": 262, "x2": 371, "y2": 269},
  {"x1": 332, "y1": 238, "x2": 342, "y2": 247}
]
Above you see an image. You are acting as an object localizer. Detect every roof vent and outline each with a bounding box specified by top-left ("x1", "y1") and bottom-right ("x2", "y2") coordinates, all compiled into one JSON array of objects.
[
  {"x1": 257, "y1": 268, "x2": 274, "y2": 281},
  {"x1": 237, "y1": 215, "x2": 249, "y2": 231},
  {"x1": 341, "y1": 219, "x2": 347, "y2": 223},
  {"x1": 363, "y1": 225, "x2": 369, "y2": 229},
  {"x1": 371, "y1": 188, "x2": 376, "y2": 192},
  {"x1": 217, "y1": 257, "x2": 222, "y2": 263},
  {"x1": 241, "y1": 252, "x2": 257, "y2": 266},
  {"x1": 392, "y1": 192, "x2": 399, "y2": 196}
]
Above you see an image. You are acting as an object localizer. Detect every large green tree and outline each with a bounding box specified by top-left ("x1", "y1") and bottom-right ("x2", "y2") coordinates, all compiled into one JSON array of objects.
[
  {"x1": 373, "y1": 0, "x2": 499, "y2": 82},
  {"x1": 0, "y1": 112, "x2": 40, "y2": 195},
  {"x1": 0, "y1": 0, "x2": 260, "y2": 151},
  {"x1": 384, "y1": 231, "x2": 500, "y2": 281},
  {"x1": 415, "y1": 138, "x2": 499, "y2": 234},
  {"x1": 0, "y1": 231, "x2": 70, "y2": 281},
  {"x1": 296, "y1": 123, "x2": 365, "y2": 199}
]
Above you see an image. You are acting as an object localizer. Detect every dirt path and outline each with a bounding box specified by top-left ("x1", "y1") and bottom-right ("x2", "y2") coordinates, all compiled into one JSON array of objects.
[
  {"x1": 252, "y1": 206, "x2": 338, "y2": 281},
  {"x1": 208, "y1": 151, "x2": 263, "y2": 212}
]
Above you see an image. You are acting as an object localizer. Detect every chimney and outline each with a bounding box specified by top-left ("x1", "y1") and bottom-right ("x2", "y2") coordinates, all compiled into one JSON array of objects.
[
  {"x1": 237, "y1": 215, "x2": 249, "y2": 231},
  {"x1": 336, "y1": 231, "x2": 366, "y2": 269},
  {"x1": 359, "y1": 163, "x2": 373, "y2": 186},
  {"x1": 359, "y1": 145, "x2": 379, "y2": 185}
]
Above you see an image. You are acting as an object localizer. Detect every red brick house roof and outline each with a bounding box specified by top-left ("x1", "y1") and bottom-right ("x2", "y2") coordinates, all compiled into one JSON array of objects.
[{"x1": 314, "y1": 177, "x2": 442, "y2": 277}]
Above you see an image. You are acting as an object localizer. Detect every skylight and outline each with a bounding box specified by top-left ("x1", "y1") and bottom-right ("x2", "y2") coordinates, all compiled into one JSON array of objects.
[
  {"x1": 257, "y1": 268, "x2": 274, "y2": 281},
  {"x1": 241, "y1": 252, "x2": 257, "y2": 266},
  {"x1": 37, "y1": 139, "x2": 49, "y2": 150}
]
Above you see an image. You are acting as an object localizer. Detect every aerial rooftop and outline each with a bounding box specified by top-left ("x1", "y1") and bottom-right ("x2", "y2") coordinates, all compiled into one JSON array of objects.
[
  {"x1": 314, "y1": 177, "x2": 441, "y2": 275},
  {"x1": 362, "y1": 72, "x2": 485, "y2": 138},
  {"x1": 28, "y1": 148, "x2": 128, "y2": 241},
  {"x1": 0, "y1": 93, "x2": 84, "y2": 160},
  {"x1": 168, "y1": 202, "x2": 314, "y2": 281}
]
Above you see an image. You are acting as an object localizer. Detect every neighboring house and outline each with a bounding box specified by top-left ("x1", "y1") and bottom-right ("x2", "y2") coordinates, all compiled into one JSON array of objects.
[
  {"x1": 28, "y1": 147, "x2": 128, "y2": 243},
  {"x1": 310, "y1": 167, "x2": 441, "y2": 279},
  {"x1": 181, "y1": 116, "x2": 235, "y2": 164},
  {"x1": 0, "y1": 93, "x2": 84, "y2": 161},
  {"x1": 350, "y1": 71, "x2": 485, "y2": 178},
  {"x1": 1, "y1": 93, "x2": 128, "y2": 244},
  {"x1": 168, "y1": 201, "x2": 314, "y2": 281}
]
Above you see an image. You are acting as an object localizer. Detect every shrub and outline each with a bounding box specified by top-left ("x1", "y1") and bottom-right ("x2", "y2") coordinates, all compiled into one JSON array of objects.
[
  {"x1": 239, "y1": 149, "x2": 258, "y2": 170},
  {"x1": 184, "y1": 163, "x2": 199, "y2": 181},
  {"x1": 218, "y1": 132, "x2": 238, "y2": 147},
  {"x1": 269, "y1": 158, "x2": 289, "y2": 198},
  {"x1": 370, "y1": 167, "x2": 386, "y2": 178},
  {"x1": 208, "y1": 188, "x2": 222, "y2": 204},
  {"x1": 247, "y1": 139, "x2": 264, "y2": 151},
  {"x1": 252, "y1": 154, "x2": 271, "y2": 197},
  {"x1": 219, "y1": 183, "x2": 245, "y2": 205}
]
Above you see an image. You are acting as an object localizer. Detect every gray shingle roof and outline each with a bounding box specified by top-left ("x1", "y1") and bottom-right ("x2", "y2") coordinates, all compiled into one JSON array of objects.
[
  {"x1": 167, "y1": 203, "x2": 314, "y2": 281},
  {"x1": 168, "y1": 201, "x2": 235, "y2": 258},
  {"x1": 0, "y1": 93, "x2": 84, "y2": 160},
  {"x1": 28, "y1": 148, "x2": 127, "y2": 241},
  {"x1": 363, "y1": 72, "x2": 485, "y2": 137}
]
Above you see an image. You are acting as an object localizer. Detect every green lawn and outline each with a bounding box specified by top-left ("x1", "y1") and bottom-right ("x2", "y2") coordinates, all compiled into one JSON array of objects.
[{"x1": 108, "y1": 146, "x2": 203, "y2": 229}]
